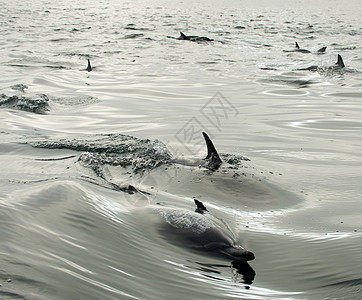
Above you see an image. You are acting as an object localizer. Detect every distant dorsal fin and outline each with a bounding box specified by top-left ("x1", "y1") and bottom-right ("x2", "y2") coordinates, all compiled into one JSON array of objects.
[
  {"x1": 202, "y1": 132, "x2": 222, "y2": 170},
  {"x1": 317, "y1": 46, "x2": 327, "y2": 53},
  {"x1": 194, "y1": 199, "x2": 208, "y2": 214},
  {"x1": 87, "y1": 59, "x2": 92, "y2": 72},
  {"x1": 295, "y1": 42, "x2": 300, "y2": 49},
  {"x1": 336, "y1": 54, "x2": 345, "y2": 68},
  {"x1": 179, "y1": 32, "x2": 186, "y2": 39}
]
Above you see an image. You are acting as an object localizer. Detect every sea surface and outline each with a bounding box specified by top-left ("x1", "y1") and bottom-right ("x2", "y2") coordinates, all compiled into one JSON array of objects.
[{"x1": 1, "y1": 0, "x2": 362, "y2": 299}]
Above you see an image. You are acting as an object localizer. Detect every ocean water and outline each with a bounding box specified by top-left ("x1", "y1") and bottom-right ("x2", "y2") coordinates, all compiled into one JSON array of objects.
[{"x1": 1, "y1": 0, "x2": 362, "y2": 299}]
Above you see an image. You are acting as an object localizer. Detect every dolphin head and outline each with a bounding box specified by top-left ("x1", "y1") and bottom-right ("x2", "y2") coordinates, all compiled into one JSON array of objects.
[{"x1": 222, "y1": 246, "x2": 255, "y2": 261}]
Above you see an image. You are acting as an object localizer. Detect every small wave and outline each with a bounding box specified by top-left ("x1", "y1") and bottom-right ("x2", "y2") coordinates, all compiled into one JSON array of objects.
[
  {"x1": 322, "y1": 277, "x2": 362, "y2": 288},
  {"x1": 0, "y1": 93, "x2": 49, "y2": 114},
  {"x1": 11, "y1": 84, "x2": 28, "y2": 92},
  {"x1": 44, "y1": 65, "x2": 68, "y2": 69},
  {"x1": 29, "y1": 133, "x2": 172, "y2": 173},
  {"x1": 325, "y1": 92, "x2": 362, "y2": 98},
  {"x1": 264, "y1": 89, "x2": 309, "y2": 96},
  {"x1": 0, "y1": 91, "x2": 100, "y2": 114},
  {"x1": 289, "y1": 119, "x2": 362, "y2": 132},
  {"x1": 222, "y1": 153, "x2": 250, "y2": 165},
  {"x1": 51, "y1": 95, "x2": 100, "y2": 107},
  {"x1": 123, "y1": 33, "x2": 145, "y2": 39},
  {"x1": 124, "y1": 24, "x2": 153, "y2": 31}
]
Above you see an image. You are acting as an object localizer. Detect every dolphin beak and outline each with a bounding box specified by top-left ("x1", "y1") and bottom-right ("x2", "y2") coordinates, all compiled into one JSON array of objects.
[
  {"x1": 223, "y1": 247, "x2": 255, "y2": 261},
  {"x1": 243, "y1": 250, "x2": 255, "y2": 261}
]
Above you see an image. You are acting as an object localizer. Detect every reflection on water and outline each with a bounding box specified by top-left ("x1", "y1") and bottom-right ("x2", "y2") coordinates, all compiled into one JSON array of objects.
[
  {"x1": 290, "y1": 119, "x2": 362, "y2": 131},
  {"x1": 232, "y1": 261, "x2": 256, "y2": 285}
]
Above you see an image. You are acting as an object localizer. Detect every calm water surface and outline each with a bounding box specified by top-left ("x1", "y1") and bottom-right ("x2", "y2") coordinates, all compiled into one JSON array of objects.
[{"x1": 0, "y1": 0, "x2": 361, "y2": 299}]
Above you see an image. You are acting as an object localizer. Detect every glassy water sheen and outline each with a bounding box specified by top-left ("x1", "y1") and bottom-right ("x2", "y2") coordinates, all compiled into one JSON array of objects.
[{"x1": 0, "y1": 0, "x2": 361, "y2": 299}]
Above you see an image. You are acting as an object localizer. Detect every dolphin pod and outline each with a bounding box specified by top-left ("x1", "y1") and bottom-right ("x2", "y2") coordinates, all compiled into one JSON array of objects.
[{"x1": 83, "y1": 34, "x2": 353, "y2": 73}]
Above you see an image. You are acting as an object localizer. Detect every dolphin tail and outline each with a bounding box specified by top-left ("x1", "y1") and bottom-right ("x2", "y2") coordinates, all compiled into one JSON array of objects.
[
  {"x1": 317, "y1": 46, "x2": 327, "y2": 53},
  {"x1": 202, "y1": 132, "x2": 222, "y2": 170},
  {"x1": 194, "y1": 199, "x2": 209, "y2": 214},
  {"x1": 336, "y1": 54, "x2": 345, "y2": 68},
  {"x1": 295, "y1": 42, "x2": 300, "y2": 49},
  {"x1": 87, "y1": 59, "x2": 92, "y2": 72}
]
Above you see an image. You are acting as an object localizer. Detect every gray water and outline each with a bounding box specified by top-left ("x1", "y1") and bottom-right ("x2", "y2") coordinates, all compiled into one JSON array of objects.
[{"x1": 1, "y1": 0, "x2": 362, "y2": 299}]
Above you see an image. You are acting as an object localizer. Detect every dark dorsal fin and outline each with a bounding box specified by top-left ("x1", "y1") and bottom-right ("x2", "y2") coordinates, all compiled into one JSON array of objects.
[
  {"x1": 317, "y1": 46, "x2": 327, "y2": 53},
  {"x1": 87, "y1": 59, "x2": 92, "y2": 72},
  {"x1": 127, "y1": 185, "x2": 138, "y2": 194},
  {"x1": 336, "y1": 54, "x2": 345, "y2": 68},
  {"x1": 179, "y1": 32, "x2": 187, "y2": 39},
  {"x1": 295, "y1": 42, "x2": 300, "y2": 49},
  {"x1": 202, "y1": 132, "x2": 222, "y2": 169},
  {"x1": 194, "y1": 199, "x2": 208, "y2": 214}
]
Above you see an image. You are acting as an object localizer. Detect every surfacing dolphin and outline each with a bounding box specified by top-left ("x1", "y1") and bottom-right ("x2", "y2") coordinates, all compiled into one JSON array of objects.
[
  {"x1": 297, "y1": 54, "x2": 345, "y2": 71},
  {"x1": 126, "y1": 131, "x2": 301, "y2": 210},
  {"x1": 284, "y1": 42, "x2": 326, "y2": 54},
  {"x1": 177, "y1": 32, "x2": 213, "y2": 42},
  {"x1": 147, "y1": 199, "x2": 255, "y2": 261}
]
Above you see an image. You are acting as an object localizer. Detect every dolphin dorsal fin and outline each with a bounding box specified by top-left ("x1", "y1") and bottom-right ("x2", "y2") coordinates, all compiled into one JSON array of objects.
[
  {"x1": 295, "y1": 42, "x2": 300, "y2": 49},
  {"x1": 336, "y1": 54, "x2": 345, "y2": 68},
  {"x1": 317, "y1": 46, "x2": 327, "y2": 53},
  {"x1": 179, "y1": 32, "x2": 186, "y2": 39},
  {"x1": 87, "y1": 59, "x2": 92, "y2": 72},
  {"x1": 194, "y1": 199, "x2": 208, "y2": 214},
  {"x1": 202, "y1": 132, "x2": 222, "y2": 170}
]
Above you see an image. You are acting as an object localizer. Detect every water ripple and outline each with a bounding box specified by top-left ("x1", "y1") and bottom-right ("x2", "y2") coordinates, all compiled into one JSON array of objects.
[{"x1": 289, "y1": 119, "x2": 362, "y2": 131}]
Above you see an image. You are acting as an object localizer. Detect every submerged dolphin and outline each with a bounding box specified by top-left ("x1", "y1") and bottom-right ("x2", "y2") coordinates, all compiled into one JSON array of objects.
[
  {"x1": 297, "y1": 54, "x2": 345, "y2": 71},
  {"x1": 177, "y1": 32, "x2": 213, "y2": 42},
  {"x1": 284, "y1": 42, "x2": 326, "y2": 54},
  {"x1": 145, "y1": 199, "x2": 255, "y2": 261}
]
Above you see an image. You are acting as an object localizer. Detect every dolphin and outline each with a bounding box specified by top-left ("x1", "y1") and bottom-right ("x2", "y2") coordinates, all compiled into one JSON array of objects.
[
  {"x1": 284, "y1": 42, "x2": 326, "y2": 54},
  {"x1": 177, "y1": 32, "x2": 213, "y2": 42},
  {"x1": 143, "y1": 199, "x2": 255, "y2": 261},
  {"x1": 86, "y1": 59, "x2": 92, "y2": 72},
  {"x1": 296, "y1": 54, "x2": 345, "y2": 71}
]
